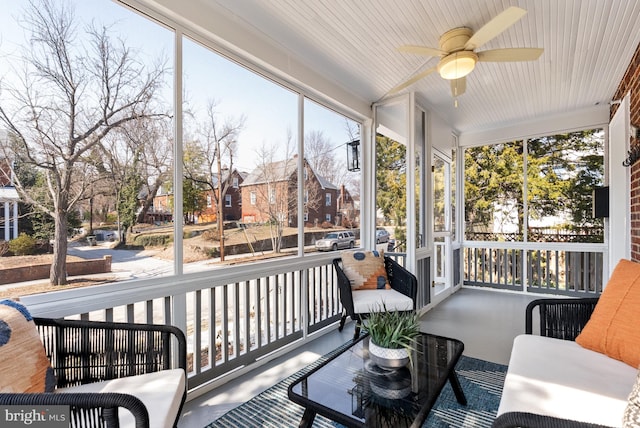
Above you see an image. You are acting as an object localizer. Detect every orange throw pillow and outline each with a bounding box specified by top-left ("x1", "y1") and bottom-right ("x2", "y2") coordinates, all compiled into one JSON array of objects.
[
  {"x1": 576, "y1": 259, "x2": 640, "y2": 368},
  {"x1": 341, "y1": 250, "x2": 391, "y2": 290}
]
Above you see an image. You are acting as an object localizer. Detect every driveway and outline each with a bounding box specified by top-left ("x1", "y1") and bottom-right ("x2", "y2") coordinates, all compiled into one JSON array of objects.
[
  {"x1": 67, "y1": 242, "x2": 174, "y2": 280},
  {"x1": 67, "y1": 241, "x2": 215, "y2": 280}
]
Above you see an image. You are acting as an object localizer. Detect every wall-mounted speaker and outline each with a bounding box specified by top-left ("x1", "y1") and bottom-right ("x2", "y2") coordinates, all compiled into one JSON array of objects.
[{"x1": 593, "y1": 186, "x2": 609, "y2": 218}]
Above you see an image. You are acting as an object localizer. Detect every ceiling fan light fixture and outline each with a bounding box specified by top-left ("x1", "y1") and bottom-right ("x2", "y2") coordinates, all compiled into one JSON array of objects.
[{"x1": 438, "y1": 51, "x2": 478, "y2": 80}]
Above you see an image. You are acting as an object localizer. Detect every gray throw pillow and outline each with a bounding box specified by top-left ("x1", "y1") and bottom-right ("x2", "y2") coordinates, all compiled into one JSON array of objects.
[{"x1": 624, "y1": 370, "x2": 640, "y2": 427}]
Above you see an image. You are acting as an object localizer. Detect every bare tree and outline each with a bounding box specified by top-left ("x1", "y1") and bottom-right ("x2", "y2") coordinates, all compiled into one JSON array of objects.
[
  {"x1": 251, "y1": 142, "x2": 295, "y2": 253},
  {"x1": 305, "y1": 130, "x2": 338, "y2": 182},
  {"x1": 183, "y1": 100, "x2": 244, "y2": 260},
  {"x1": 98, "y1": 127, "x2": 140, "y2": 244},
  {"x1": 305, "y1": 127, "x2": 361, "y2": 200},
  {"x1": 113, "y1": 117, "x2": 173, "y2": 226},
  {"x1": 248, "y1": 132, "x2": 323, "y2": 252},
  {"x1": 0, "y1": 0, "x2": 167, "y2": 285},
  {"x1": 305, "y1": 125, "x2": 361, "y2": 227}
]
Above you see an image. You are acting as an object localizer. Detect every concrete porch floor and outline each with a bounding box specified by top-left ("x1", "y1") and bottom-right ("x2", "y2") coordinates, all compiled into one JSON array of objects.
[{"x1": 178, "y1": 287, "x2": 539, "y2": 427}]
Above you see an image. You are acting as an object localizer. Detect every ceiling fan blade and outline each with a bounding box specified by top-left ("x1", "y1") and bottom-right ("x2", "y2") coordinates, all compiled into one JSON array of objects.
[
  {"x1": 451, "y1": 77, "x2": 466, "y2": 97},
  {"x1": 398, "y1": 45, "x2": 448, "y2": 57},
  {"x1": 478, "y1": 48, "x2": 543, "y2": 62},
  {"x1": 388, "y1": 66, "x2": 437, "y2": 95},
  {"x1": 464, "y1": 6, "x2": 527, "y2": 51}
]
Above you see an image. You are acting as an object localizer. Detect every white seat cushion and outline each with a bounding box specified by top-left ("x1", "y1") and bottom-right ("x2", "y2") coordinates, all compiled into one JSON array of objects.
[
  {"x1": 498, "y1": 334, "x2": 637, "y2": 427},
  {"x1": 352, "y1": 289, "x2": 413, "y2": 314},
  {"x1": 56, "y1": 369, "x2": 185, "y2": 428}
]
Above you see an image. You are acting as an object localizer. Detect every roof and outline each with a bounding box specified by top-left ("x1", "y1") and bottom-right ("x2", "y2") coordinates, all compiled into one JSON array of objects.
[
  {"x1": 317, "y1": 175, "x2": 337, "y2": 191},
  {"x1": 241, "y1": 157, "x2": 338, "y2": 190},
  {"x1": 241, "y1": 158, "x2": 297, "y2": 186}
]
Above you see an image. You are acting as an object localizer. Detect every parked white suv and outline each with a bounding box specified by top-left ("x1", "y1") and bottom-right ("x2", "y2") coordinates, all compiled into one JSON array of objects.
[{"x1": 315, "y1": 231, "x2": 356, "y2": 251}]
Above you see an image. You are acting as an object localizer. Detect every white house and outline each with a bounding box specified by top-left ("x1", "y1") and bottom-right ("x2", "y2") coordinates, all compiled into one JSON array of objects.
[{"x1": 0, "y1": 159, "x2": 19, "y2": 241}]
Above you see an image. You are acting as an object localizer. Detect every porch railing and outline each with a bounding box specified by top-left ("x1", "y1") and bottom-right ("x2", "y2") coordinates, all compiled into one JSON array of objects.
[
  {"x1": 463, "y1": 241, "x2": 606, "y2": 296},
  {"x1": 21, "y1": 252, "x2": 408, "y2": 395},
  {"x1": 19, "y1": 239, "x2": 602, "y2": 398}
]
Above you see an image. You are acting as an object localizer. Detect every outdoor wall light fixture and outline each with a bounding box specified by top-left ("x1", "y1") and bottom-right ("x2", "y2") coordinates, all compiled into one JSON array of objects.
[
  {"x1": 622, "y1": 124, "x2": 640, "y2": 167},
  {"x1": 346, "y1": 139, "x2": 360, "y2": 172}
]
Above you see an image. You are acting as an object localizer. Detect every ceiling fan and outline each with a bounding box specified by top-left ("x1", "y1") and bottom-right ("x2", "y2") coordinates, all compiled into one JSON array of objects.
[{"x1": 389, "y1": 6, "x2": 543, "y2": 98}]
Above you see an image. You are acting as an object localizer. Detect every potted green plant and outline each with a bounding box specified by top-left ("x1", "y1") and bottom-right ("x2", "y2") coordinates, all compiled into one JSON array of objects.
[{"x1": 362, "y1": 303, "x2": 420, "y2": 370}]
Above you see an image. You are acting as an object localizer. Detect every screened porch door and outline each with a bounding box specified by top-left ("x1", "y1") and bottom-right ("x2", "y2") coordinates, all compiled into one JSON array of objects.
[
  {"x1": 373, "y1": 94, "x2": 431, "y2": 310},
  {"x1": 432, "y1": 150, "x2": 452, "y2": 304}
]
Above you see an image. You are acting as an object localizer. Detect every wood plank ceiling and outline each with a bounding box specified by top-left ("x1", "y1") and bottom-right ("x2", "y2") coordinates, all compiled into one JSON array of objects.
[{"x1": 207, "y1": 0, "x2": 640, "y2": 136}]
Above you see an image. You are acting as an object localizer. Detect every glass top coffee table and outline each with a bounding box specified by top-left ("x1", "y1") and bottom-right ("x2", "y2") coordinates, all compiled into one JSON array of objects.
[{"x1": 288, "y1": 333, "x2": 466, "y2": 428}]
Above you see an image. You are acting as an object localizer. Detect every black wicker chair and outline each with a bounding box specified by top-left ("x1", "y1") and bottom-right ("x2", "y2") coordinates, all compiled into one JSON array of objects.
[
  {"x1": 0, "y1": 317, "x2": 187, "y2": 428},
  {"x1": 493, "y1": 297, "x2": 612, "y2": 428},
  {"x1": 333, "y1": 256, "x2": 417, "y2": 340},
  {"x1": 525, "y1": 297, "x2": 600, "y2": 340}
]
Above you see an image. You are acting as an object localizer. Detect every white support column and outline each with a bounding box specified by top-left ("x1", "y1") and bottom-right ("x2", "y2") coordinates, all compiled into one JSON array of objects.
[
  {"x1": 609, "y1": 94, "x2": 631, "y2": 272},
  {"x1": 171, "y1": 29, "x2": 187, "y2": 343},
  {"x1": 361, "y1": 118, "x2": 375, "y2": 249},
  {"x1": 12, "y1": 201, "x2": 18, "y2": 240},
  {"x1": 4, "y1": 202, "x2": 9, "y2": 241}
]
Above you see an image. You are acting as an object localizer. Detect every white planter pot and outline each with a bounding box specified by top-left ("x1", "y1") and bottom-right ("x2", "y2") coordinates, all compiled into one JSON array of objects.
[{"x1": 368, "y1": 340, "x2": 410, "y2": 369}]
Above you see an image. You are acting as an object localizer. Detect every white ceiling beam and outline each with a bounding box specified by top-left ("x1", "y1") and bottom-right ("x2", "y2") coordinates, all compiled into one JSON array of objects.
[{"x1": 458, "y1": 104, "x2": 610, "y2": 147}]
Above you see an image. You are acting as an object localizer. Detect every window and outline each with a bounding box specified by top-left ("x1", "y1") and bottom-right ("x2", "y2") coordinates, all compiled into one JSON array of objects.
[
  {"x1": 0, "y1": 0, "x2": 364, "y2": 284},
  {"x1": 304, "y1": 212, "x2": 308, "y2": 221},
  {"x1": 464, "y1": 141, "x2": 523, "y2": 241},
  {"x1": 325, "y1": 214, "x2": 331, "y2": 222},
  {"x1": 325, "y1": 193, "x2": 331, "y2": 206},
  {"x1": 304, "y1": 98, "x2": 361, "y2": 234},
  {"x1": 376, "y1": 134, "x2": 407, "y2": 252},
  {"x1": 464, "y1": 129, "x2": 605, "y2": 243},
  {"x1": 0, "y1": 0, "x2": 175, "y2": 282},
  {"x1": 183, "y1": 34, "x2": 298, "y2": 263}
]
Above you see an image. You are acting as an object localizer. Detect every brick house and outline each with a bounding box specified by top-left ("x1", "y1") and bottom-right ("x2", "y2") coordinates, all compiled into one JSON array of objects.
[
  {"x1": 145, "y1": 185, "x2": 173, "y2": 224},
  {"x1": 336, "y1": 184, "x2": 360, "y2": 228},
  {"x1": 196, "y1": 169, "x2": 246, "y2": 223},
  {"x1": 241, "y1": 156, "x2": 338, "y2": 226}
]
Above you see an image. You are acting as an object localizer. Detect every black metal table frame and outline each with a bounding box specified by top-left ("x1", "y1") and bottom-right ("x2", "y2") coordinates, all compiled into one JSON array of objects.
[{"x1": 287, "y1": 333, "x2": 467, "y2": 428}]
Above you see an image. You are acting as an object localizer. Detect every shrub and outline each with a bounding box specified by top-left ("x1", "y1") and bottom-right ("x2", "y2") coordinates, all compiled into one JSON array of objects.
[
  {"x1": 9, "y1": 233, "x2": 37, "y2": 256},
  {"x1": 184, "y1": 230, "x2": 202, "y2": 239},
  {"x1": 105, "y1": 213, "x2": 118, "y2": 224},
  {"x1": 201, "y1": 229, "x2": 220, "y2": 241},
  {"x1": 0, "y1": 240, "x2": 9, "y2": 257},
  {"x1": 341, "y1": 218, "x2": 355, "y2": 228},
  {"x1": 34, "y1": 239, "x2": 52, "y2": 254},
  {"x1": 131, "y1": 234, "x2": 173, "y2": 247},
  {"x1": 204, "y1": 247, "x2": 219, "y2": 258},
  {"x1": 320, "y1": 221, "x2": 333, "y2": 229}
]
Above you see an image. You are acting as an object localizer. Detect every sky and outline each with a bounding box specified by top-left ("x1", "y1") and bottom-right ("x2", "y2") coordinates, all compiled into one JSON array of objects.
[{"x1": 0, "y1": 0, "x2": 360, "y2": 178}]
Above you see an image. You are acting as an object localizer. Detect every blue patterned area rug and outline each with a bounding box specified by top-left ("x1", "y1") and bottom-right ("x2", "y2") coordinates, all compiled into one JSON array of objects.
[{"x1": 205, "y1": 346, "x2": 506, "y2": 428}]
